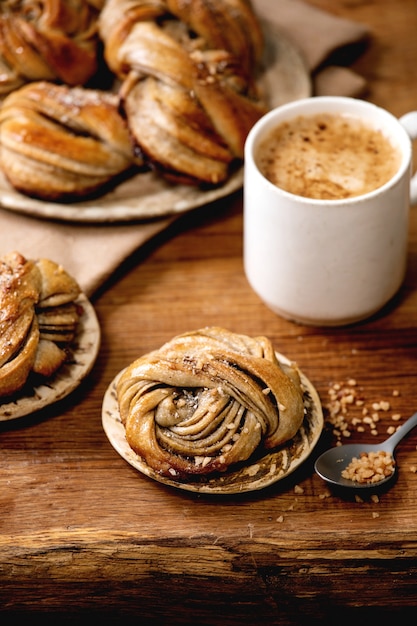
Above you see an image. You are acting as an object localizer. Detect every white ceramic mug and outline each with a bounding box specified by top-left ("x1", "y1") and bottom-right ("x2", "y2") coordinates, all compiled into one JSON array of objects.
[{"x1": 244, "y1": 96, "x2": 417, "y2": 326}]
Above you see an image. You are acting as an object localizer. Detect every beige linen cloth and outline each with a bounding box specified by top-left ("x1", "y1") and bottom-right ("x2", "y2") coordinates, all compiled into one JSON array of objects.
[{"x1": 0, "y1": 0, "x2": 369, "y2": 297}]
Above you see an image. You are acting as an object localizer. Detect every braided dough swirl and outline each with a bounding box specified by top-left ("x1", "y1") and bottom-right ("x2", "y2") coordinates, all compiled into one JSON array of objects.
[
  {"x1": 99, "y1": 0, "x2": 267, "y2": 185},
  {"x1": 0, "y1": 81, "x2": 137, "y2": 201},
  {"x1": 117, "y1": 327, "x2": 305, "y2": 478},
  {"x1": 0, "y1": 0, "x2": 100, "y2": 97}
]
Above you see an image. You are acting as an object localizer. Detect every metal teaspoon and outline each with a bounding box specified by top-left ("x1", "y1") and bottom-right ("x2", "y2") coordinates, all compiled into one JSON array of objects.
[{"x1": 314, "y1": 411, "x2": 417, "y2": 490}]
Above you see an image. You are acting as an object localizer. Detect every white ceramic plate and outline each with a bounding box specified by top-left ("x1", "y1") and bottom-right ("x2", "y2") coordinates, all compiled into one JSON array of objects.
[
  {"x1": 0, "y1": 295, "x2": 100, "y2": 421},
  {"x1": 0, "y1": 23, "x2": 311, "y2": 224},
  {"x1": 102, "y1": 353, "x2": 323, "y2": 495}
]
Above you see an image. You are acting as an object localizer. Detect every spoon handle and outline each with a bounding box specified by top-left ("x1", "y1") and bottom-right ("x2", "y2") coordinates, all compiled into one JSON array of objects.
[{"x1": 385, "y1": 411, "x2": 417, "y2": 450}]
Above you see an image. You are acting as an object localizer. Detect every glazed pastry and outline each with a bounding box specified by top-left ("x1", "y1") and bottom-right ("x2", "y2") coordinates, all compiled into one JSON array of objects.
[
  {"x1": 116, "y1": 327, "x2": 305, "y2": 479},
  {"x1": 0, "y1": 253, "x2": 41, "y2": 397},
  {"x1": 0, "y1": 0, "x2": 100, "y2": 97},
  {"x1": 0, "y1": 251, "x2": 82, "y2": 397},
  {"x1": 99, "y1": 0, "x2": 267, "y2": 185},
  {"x1": 0, "y1": 81, "x2": 138, "y2": 201}
]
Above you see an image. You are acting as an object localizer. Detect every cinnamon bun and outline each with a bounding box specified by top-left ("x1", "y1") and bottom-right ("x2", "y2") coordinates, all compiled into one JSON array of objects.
[
  {"x1": 116, "y1": 327, "x2": 305, "y2": 479},
  {"x1": 0, "y1": 81, "x2": 138, "y2": 201},
  {"x1": 0, "y1": 0, "x2": 100, "y2": 97},
  {"x1": 0, "y1": 251, "x2": 83, "y2": 397},
  {"x1": 99, "y1": 0, "x2": 267, "y2": 185}
]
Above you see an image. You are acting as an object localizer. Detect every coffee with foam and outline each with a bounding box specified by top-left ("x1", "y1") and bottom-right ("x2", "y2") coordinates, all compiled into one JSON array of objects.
[{"x1": 257, "y1": 113, "x2": 401, "y2": 200}]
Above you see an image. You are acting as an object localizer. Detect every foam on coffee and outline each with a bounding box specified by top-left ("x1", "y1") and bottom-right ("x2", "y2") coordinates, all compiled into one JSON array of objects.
[{"x1": 257, "y1": 113, "x2": 401, "y2": 200}]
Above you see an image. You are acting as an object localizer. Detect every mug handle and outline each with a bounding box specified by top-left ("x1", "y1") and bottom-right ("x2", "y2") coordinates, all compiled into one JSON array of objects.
[{"x1": 399, "y1": 111, "x2": 417, "y2": 205}]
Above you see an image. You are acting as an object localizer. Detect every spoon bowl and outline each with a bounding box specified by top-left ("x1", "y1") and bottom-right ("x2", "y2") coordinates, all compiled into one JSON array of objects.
[{"x1": 314, "y1": 411, "x2": 417, "y2": 490}]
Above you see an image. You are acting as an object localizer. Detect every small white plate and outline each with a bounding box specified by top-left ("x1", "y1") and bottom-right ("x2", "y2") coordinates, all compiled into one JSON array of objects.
[
  {"x1": 0, "y1": 23, "x2": 311, "y2": 224},
  {"x1": 102, "y1": 353, "x2": 323, "y2": 495},
  {"x1": 0, "y1": 295, "x2": 100, "y2": 421}
]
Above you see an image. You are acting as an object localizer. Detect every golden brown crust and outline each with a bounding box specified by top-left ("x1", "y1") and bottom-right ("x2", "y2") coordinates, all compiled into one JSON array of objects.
[
  {"x1": 0, "y1": 318, "x2": 39, "y2": 397},
  {"x1": 116, "y1": 327, "x2": 305, "y2": 479},
  {"x1": 0, "y1": 251, "x2": 83, "y2": 397},
  {"x1": 35, "y1": 258, "x2": 81, "y2": 307},
  {"x1": 166, "y1": 0, "x2": 264, "y2": 73},
  {"x1": 0, "y1": 0, "x2": 100, "y2": 97},
  {"x1": 32, "y1": 338, "x2": 67, "y2": 377},
  {"x1": 99, "y1": 0, "x2": 267, "y2": 185},
  {"x1": 0, "y1": 252, "x2": 40, "y2": 364},
  {"x1": 0, "y1": 81, "x2": 138, "y2": 201}
]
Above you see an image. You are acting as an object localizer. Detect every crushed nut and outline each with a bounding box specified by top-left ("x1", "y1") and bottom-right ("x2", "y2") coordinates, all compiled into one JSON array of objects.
[
  {"x1": 318, "y1": 490, "x2": 331, "y2": 500},
  {"x1": 325, "y1": 379, "x2": 403, "y2": 443},
  {"x1": 342, "y1": 450, "x2": 395, "y2": 484}
]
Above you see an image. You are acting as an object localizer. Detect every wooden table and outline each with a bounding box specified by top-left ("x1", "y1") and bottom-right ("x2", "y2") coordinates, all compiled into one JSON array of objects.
[{"x1": 1, "y1": 1, "x2": 417, "y2": 624}]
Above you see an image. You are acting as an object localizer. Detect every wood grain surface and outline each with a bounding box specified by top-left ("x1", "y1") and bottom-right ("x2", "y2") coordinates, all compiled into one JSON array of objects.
[{"x1": 1, "y1": 1, "x2": 417, "y2": 625}]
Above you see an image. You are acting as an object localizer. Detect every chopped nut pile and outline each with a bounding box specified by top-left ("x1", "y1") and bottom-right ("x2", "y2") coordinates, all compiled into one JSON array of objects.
[{"x1": 342, "y1": 450, "x2": 395, "y2": 484}]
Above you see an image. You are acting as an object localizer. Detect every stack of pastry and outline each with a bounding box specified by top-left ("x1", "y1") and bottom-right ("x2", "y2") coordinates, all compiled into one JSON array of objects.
[
  {"x1": 0, "y1": 0, "x2": 267, "y2": 201},
  {"x1": 116, "y1": 327, "x2": 305, "y2": 479},
  {"x1": 0, "y1": 251, "x2": 83, "y2": 397}
]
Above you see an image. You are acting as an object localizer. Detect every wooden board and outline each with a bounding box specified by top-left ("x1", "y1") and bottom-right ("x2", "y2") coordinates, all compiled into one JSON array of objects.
[{"x1": 1, "y1": 1, "x2": 417, "y2": 624}]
